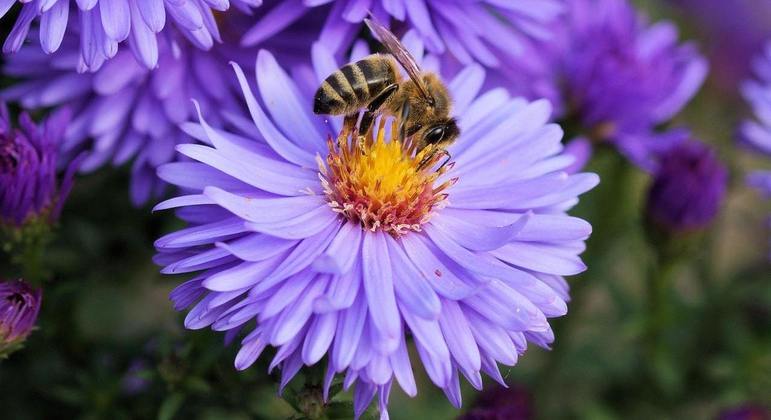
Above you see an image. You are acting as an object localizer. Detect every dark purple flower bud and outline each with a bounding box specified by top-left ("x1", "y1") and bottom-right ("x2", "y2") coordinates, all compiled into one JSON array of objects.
[
  {"x1": 0, "y1": 279, "x2": 42, "y2": 357},
  {"x1": 459, "y1": 384, "x2": 533, "y2": 420},
  {"x1": 0, "y1": 103, "x2": 80, "y2": 228},
  {"x1": 646, "y1": 140, "x2": 728, "y2": 232},
  {"x1": 718, "y1": 404, "x2": 770, "y2": 420}
]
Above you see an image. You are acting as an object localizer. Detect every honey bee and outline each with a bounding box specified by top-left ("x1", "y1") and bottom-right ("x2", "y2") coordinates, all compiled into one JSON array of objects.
[{"x1": 313, "y1": 18, "x2": 459, "y2": 159}]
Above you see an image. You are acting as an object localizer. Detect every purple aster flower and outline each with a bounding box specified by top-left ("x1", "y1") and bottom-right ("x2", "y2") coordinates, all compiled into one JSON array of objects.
[
  {"x1": 240, "y1": 0, "x2": 564, "y2": 67},
  {"x1": 740, "y1": 42, "x2": 771, "y2": 201},
  {"x1": 155, "y1": 33, "x2": 597, "y2": 418},
  {"x1": 645, "y1": 139, "x2": 727, "y2": 233},
  {"x1": 739, "y1": 41, "x2": 771, "y2": 257},
  {"x1": 669, "y1": 0, "x2": 771, "y2": 93},
  {"x1": 2, "y1": 21, "x2": 253, "y2": 205},
  {"x1": 1, "y1": 102, "x2": 80, "y2": 227},
  {"x1": 0, "y1": 0, "x2": 260, "y2": 71},
  {"x1": 0, "y1": 279, "x2": 42, "y2": 358},
  {"x1": 505, "y1": 0, "x2": 708, "y2": 171}
]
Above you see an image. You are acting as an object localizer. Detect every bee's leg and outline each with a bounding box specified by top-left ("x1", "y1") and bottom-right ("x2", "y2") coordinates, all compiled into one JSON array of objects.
[
  {"x1": 399, "y1": 102, "x2": 411, "y2": 143},
  {"x1": 417, "y1": 149, "x2": 452, "y2": 172},
  {"x1": 343, "y1": 114, "x2": 359, "y2": 135},
  {"x1": 360, "y1": 83, "x2": 399, "y2": 135},
  {"x1": 437, "y1": 150, "x2": 452, "y2": 171}
]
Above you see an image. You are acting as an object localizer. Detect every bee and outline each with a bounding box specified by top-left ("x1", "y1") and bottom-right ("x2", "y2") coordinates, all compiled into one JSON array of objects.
[{"x1": 313, "y1": 18, "x2": 459, "y2": 159}]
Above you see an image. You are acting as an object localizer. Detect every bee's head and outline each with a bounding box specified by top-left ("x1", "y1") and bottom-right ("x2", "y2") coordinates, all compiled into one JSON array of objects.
[{"x1": 416, "y1": 118, "x2": 459, "y2": 150}]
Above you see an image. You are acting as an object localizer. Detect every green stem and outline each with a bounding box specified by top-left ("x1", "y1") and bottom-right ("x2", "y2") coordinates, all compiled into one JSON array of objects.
[
  {"x1": 646, "y1": 254, "x2": 673, "y2": 351},
  {"x1": 19, "y1": 238, "x2": 46, "y2": 286},
  {"x1": 643, "y1": 248, "x2": 680, "y2": 396},
  {"x1": 1, "y1": 219, "x2": 54, "y2": 286}
]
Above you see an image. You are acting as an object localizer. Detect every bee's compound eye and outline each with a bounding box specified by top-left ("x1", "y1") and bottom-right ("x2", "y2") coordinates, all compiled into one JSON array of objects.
[{"x1": 424, "y1": 126, "x2": 446, "y2": 145}]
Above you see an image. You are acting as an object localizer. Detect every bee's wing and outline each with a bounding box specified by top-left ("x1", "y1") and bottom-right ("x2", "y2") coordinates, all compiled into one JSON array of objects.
[{"x1": 365, "y1": 17, "x2": 431, "y2": 101}]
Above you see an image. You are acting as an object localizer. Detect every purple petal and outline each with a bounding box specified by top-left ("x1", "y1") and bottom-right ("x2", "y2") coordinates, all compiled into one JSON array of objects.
[
  {"x1": 399, "y1": 234, "x2": 479, "y2": 300},
  {"x1": 39, "y1": 2, "x2": 69, "y2": 53},
  {"x1": 230, "y1": 62, "x2": 317, "y2": 167},
  {"x1": 270, "y1": 276, "x2": 329, "y2": 346},
  {"x1": 331, "y1": 291, "x2": 367, "y2": 371},
  {"x1": 244, "y1": 205, "x2": 339, "y2": 240},
  {"x1": 202, "y1": 258, "x2": 284, "y2": 292},
  {"x1": 312, "y1": 221, "x2": 362, "y2": 274},
  {"x1": 438, "y1": 300, "x2": 481, "y2": 381},
  {"x1": 388, "y1": 333, "x2": 417, "y2": 397},
  {"x1": 429, "y1": 212, "x2": 530, "y2": 252},
  {"x1": 491, "y1": 242, "x2": 587, "y2": 276},
  {"x1": 261, "y1": 270, "x2": 316, "y2": 319},
  {"x1": 462, "y1": 307, "x2": 518, "y2": 366},
  {"x1": 313, "y1": 261, "x2": 362, "y2": 313},
  {"x1": 154, "y1": 217, "x2": 246, "y2": 248},
  {"x1": 386, "y1": 237, "x2": 441, "y2": 320},
  {"x1": 138, "y1": 0, "x2": 166, "y2": 31},
  {"x1": 464, "y1": 280, "x2": 549, "y2": 333},
  {"x1": 302, "y1": 311, "x2": 338, "y2": 364},
  {"x1": 216, "y1": 233, "x2": 296, "y2": 262},
  {"x1": 362, "y1": 232, "x2": 401, "y2": 340},
  {"x1": 241, "y1": 0, "x2": 306, "y2": 46},
  {"x1": 129, "y1": 0, "x2": 159, "y2": 68},
  {"x1": 204, "y1": 186, "x2": 326, "y2": 224},
  {"x1": 100, "y1": 0, "x2": 131, "y2": 41}
]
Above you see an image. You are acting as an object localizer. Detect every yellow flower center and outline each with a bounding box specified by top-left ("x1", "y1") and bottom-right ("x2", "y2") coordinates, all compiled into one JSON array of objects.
[{"x1": 319, "y1": 120, "x2": 456, "y2": 236}]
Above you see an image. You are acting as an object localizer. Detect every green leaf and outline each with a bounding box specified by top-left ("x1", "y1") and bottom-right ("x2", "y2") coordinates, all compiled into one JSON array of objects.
[
  {"x1": 158, "y1": 392, "x2": 185, "y2": 420},
  {"x1": 325, "y1": 402, "x2": 356, "y2": 420},
  {"x1": 282, "y1": 386, "x2": 303, "y2": 413}
]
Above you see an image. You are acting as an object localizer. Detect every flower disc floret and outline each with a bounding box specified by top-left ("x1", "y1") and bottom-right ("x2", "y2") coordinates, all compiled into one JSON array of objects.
[{"x1": 320, "y1": 122, "x2": 455, "y2": 235}]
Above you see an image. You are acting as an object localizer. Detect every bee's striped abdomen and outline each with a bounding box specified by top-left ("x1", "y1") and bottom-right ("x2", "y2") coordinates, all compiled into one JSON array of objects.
[{"x1": 313, "y1": 55, "x2": 398, "y2": 116}]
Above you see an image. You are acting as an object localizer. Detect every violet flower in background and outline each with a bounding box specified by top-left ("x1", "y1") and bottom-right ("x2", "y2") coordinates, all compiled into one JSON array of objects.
[
  {"x1": 739, "y1": 41, "x2": 771, "y2": 257},
  {"x1": 241, "y1": 0, "x2": 564, "y2": 67},
  {"x1": 0, "y1": 0, "x2": 260, "y2": 71},
  {"x1": 645, "y1": 139, "x2": 727, "y2": 233},
  {"x1": 506, "y1": 0, "x2": 708, "y2": 172},
  {"x1": 669, "y1": 0, "x2": 771, "y2": 93},
  {"x1": 2, "y1": 24, "x2": 251, "y2": 205},
  {"x1": 155, "y1": 32, "x2": 596, "y2": 417},
  {"x1": 0, "y1": 279, "x2": 42, "y2": 358},
  {"x1": 0, "y1": 103, "x2": 80, "y2": 228},
  {"x1": 740, "y1": 42, "x2": 771, "y2": 200}
]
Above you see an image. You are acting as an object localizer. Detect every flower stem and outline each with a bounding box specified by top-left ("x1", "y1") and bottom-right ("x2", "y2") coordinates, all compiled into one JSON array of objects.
[
  {"x1": 1, "y1": 221, "x2": 52, "y2": 286},
  {"x1": 644, "y1": 248, "x2": 680, "y2": 396}
]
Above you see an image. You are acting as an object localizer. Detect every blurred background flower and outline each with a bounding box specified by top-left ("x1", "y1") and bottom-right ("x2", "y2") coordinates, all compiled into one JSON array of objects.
[
  {"x1": 241, "y1": 0, "x2": 564, "y2": 67},
  {"x1": 738, "y1": 40, "x2": 771, "y2": 261},
  {"x1": 668, "y1": 0, "x2": 771, "y2": 94},
  {"x1": 0, "y1": 0, "x2": 261, "y2": 71},
  {"x1": 505, "y1": 0, "x2": 707, "y2": 171},
  {"x1": 0, "y1": 279, "x2": 41, "y2": 359},
  {"x1": 645, "y1": 139, "x2": 727, "y2": 234},
  {"x1": 740, "y1": 42, "x2": 771, "y2": 202},
  {"x1": 1, "y1": 18, "x2": 254, "y2": 205}
]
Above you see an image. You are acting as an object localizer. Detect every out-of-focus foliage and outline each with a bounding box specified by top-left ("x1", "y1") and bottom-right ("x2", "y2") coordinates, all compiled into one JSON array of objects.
[{"x1": 0, "y1": 1, "x2": 769, "y2": 419}]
